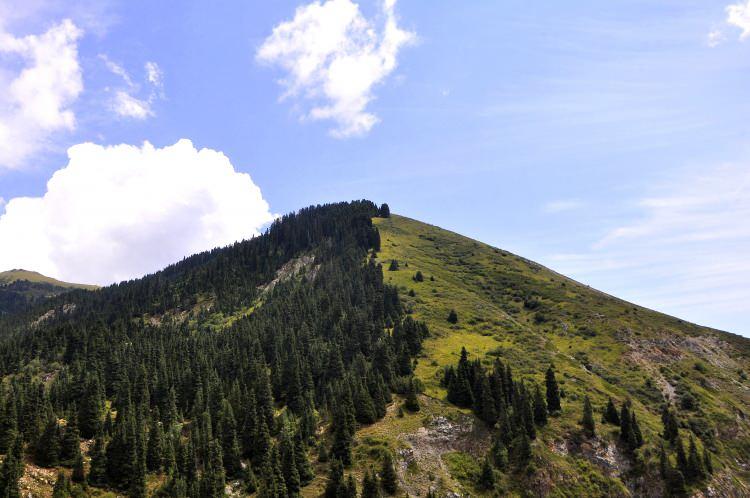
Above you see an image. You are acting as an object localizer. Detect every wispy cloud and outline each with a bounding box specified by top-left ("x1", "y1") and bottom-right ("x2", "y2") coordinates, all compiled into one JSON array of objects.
[
  {"x1": 101, "y1": 56, "x2": 164, "y2": 119},
  {"x1": 257, "y1": 0, "x2": 415, "y2": 138},
  {"x1": 547, "y1": 164, "x2": 750, "y2": 333}
]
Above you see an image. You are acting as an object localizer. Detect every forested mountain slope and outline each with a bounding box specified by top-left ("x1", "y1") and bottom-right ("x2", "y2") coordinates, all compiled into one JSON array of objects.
[
  {"x1": 0, "y1": 270, "x2": 97, "y2": 316},
  {"x1": 0, "y1": 202, "x2": 746, "y2": 498}
]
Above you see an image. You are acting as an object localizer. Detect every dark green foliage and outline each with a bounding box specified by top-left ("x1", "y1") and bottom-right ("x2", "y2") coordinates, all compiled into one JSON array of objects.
[
  {"x1": 36, "y1": 416, "x2": 61, "y2": 467},
  {"x1": 447, "y1": 309, "x2": 458, "y2": 324},
  {"x1": 603, "y1": 397, "x2": 620, "y2": 425},
  {"x1": 325, "y1": 459, "x2": 345, "y2": 498},
  {"x1": 60, "y1": 418, "x2": 81, "y2": 465},
  {"x1": 72, "y1": 453, "x2": 85, "y2": 484},
  {"x1": 388, "y1": 260, "x2": 399, "y2": 271},
  {"x1": 413, "y1": 271, "x2": 424, "y2": 282},
  {"x1": 404, "y1": 378, "x2": 420, "y2": 412},
  {"x1": 662, "y1": 406, "x2": 680, "y2": 444},
  {"x1": 581, "y1": 395, "x2": 596, "y2": 438},
  {"x1": 545, "y1": 366, "x2": 561, "y2": 413},
  {"x1": 362, "y1": 469, "x2": 380, "y2": 498},
  {"x1": 378, "y1": 203, "x2": 390, "y2": 218},
  {"x1": 665, "y1": 468, "x2": 687, "y2": 497},
  {"x1": 703, "y1": 447, "x2": 713, "y2": 475},
  {"x1": 52, "y1": 471, "x2": 71, "y2": 498},
  {"x1": 511, "y1": 433, "x2": 532, "y2": 469},
  {"x1": 533, "y1": 385, "x2": 547, "y2": 426},
  {"x1": 478, "y1": 456, "x2": 495, "y2": 490},
  {"x1": 0, "y1": 435, "x2": 23, "y2": 498},
  {"x1": 380, "y1": 453, "x2": 398, "y2": 495},
  {"x1": 686, "y1": 437, "x2": 705, "y2": 483},
  {"x1": 87, "y1": 435, "x2": 107, "y2": 487}
]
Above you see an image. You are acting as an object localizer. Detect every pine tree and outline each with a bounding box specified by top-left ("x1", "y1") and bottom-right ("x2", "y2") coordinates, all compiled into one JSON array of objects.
[
  {"x1": 532, "y1": 385, "x2": 547, "y2": 426},
  {"x1": 380, "y1": 453, "x2": 398, "y2": 495},
  {"x1": 675, "y1": 438, "x2": 688, "y2": 476},
  {"x1": 324, "y1": 459, "x2": 345, "y2": 498},
  {"x1": 686, "y1": 437, "x2": 705, "y2": 483},
  {"x1": 294, "y1": 430, "x2": 314, "y2": 485},
  {"x1": 603, "y1": 397, "x2": 620, "y2": 425},
  {"x1": 403, "y1": 378, "x2": 420, "y2": 412},
  {"x1": 280, "y1": 429, "x2": 301, "y2": 496},
  {"x1": 511, "y1": 433, "x2": 532, "y2": 469},
  {"x1": 0, "y1": 393, "x2": 18, "y2": 454},
  {"x1": 87, "y1": 435, "x2": 107, "y2": 487},
  {"x1": 146, "y1": 414, "x2": 164, "y2": 473},
  {"x1": 72, "y1": 453, "x2": 85, "y2": 484},
  {"x1": 52, "y1": 471, "x2": 71, "y2": 498},
  {"x1": 478, "y1": 456, "x2": 495, "y2": 490},
  {"x1": 361, "y1": 469, "x2": 380, "y2": 498},
  {"x1": 344, "y1": 474, "x2": 357, "y2": 498},
  {"x1": 581, "y1": 395, "x2": 596, "y2": 438},
  {"x1": 545, "y1": 366, "x2": 561, "y2": 413},
  {"x1": 378, "y1": 203, "x2": 390, "y2": 218},
  {"x1": 446, "y1": 309, "x2": 458, "y2": 324},
  {"x1": 36, "y1": 416, "x2": 61, "y2": 467},
  {"x1": 217, "y1": 399, "x2": 242, "y2": 478},
  {"x1": 703, "y1": 447, "x2": 713, "y2": 475},
  {"x1": 200, "y1": 440, "x2": 225, "y2": 498},
  {"x1": 662, "y1": 405, "x2": 679, "y2": 444},
  {"x1": 0, "y1": 435, "x2": 23, "y2": 498},
  {"x1": 129, "y1": 443, "x2": 147, "y2": 498},
  {"x1": 490, "y1": 435, "x2": 508, "y2": 470},
  {"x1": 60, "y1": 417, "x2": 81, "y2": 465},
  {"x1": 78, "y1": 377, "x2": 103, "y2": 439},
  {"x1": 388, "y1": 260, "x2": 399, "y2": 272},
  {"x1": 659, "y1": 444, "x2": 669, "y2": 478},
  {"x1": 665, "y1": 468, "x2": 687, "y2": 497}
]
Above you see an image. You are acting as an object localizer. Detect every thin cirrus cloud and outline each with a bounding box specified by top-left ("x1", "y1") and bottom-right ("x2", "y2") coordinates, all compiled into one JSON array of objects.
[
  {"x1": 547, "y1": 164, "x2": 750, "y2": 334},
  {"x1": 0, "y1": 19, "x2": 83, "y2": 169},
  {"x1": 100, "y1": 55, "x2": 164, "y2": 120},
  {"x1": 257, "y1": 0, "x2": 415, "y2": 138},
  {"x1": 0, "y1": 139, "x2": 275, "y2": 286}
]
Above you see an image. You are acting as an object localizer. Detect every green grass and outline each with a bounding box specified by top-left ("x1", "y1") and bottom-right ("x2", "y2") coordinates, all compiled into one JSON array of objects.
[
  {"x1": 0, "y1": 269, "x2": 98, "y2": 290},
  {"x1": 371, "y1": 214, "x2": 750, "y2": 495}
]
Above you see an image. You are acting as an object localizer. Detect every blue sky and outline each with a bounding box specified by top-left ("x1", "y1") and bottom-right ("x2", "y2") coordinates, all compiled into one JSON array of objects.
[{"x1": 0, "y1": 0, "x2": 749, "y2": 335}]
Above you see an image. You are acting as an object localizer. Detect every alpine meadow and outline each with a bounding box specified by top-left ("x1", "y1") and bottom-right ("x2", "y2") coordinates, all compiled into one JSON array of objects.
[{"x1": 0, "y1": 201, "x2": 746, "y2": 497}]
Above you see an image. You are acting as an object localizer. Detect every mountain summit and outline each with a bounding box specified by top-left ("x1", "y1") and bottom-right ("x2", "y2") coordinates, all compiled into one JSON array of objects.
[{"x1": 0, "y1": 201, "x2": 746, "y2": 497}]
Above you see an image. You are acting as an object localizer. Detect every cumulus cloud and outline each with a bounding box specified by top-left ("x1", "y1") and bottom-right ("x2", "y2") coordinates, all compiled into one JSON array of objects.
[
  {"x1": 0, "y1": 19, "x2": 83, "y2": 169},
  {"x1": 101, "y1": 56, "x2": 163, "y2": 119},
  {"x1": 547, "y1": 164, "x2": 750, "y2": 334},
  {"x1": 257, "y1": 0, "x2": 415, "y2": 138},
  {"x1": 726, "y1": 0, "x2": 750, "y2": 39},
  {"x1": 0, "y1": 139, "x2": 275, "y2": 285}
]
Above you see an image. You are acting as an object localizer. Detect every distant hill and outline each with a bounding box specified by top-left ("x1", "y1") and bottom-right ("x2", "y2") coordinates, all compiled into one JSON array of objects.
[
  {"x1": 0, "y1": 269, "x2": 97, "y2": 290},
  {"x1": 0, "y1": 202, "x2": 746, "y2": 497},
  {"x1": 0, "y1": 269, "x2": 97, "y2": 315}
]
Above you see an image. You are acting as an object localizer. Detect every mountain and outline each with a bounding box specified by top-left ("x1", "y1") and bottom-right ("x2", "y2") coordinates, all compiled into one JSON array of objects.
[
  {"x1": 0, "y1": 269, "x2": 97, "y2": 316},
  {"x1": 0, "y1": 201, "x2": 746, "y2": 498}
]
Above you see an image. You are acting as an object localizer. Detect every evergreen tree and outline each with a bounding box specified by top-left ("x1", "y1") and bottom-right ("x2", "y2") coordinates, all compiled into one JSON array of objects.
[
  {"x1": 581, "y1": 395, "x2": 596, "y2": 438},
  {"x1": 703, "y1": 447, "x2": 713, "y2": 475},
  {"x1": 446, "y1": 309, "x2": 458, "y2": 324},
  {"x1": 675, "y1": 438, "x2": 688, "y2": 476},
  {"x1": 344, "y1": 474, "x2": 357, "y2": 498},
  {"x1": 545, "y1": 366, "x2": 561, "y2": 413},
  {"x1": 0, "y1": 393, "x2": 18, "y2": 454},
  {"x1": 52, "y1": 471, "x2": 71, "y2": 498},
  {"x1": 146, "y1": 415, "x2": 164, "y2": 473},
  {"x1": 72, "y1": 453, "x2": 85, "y2": 484},
  {"x1": 686, "y1": 437, "x2": 705, "y2": 483},
  {"x1": 87, "y1": 435, "x2": 107, "y2": 487},
  {"x1": 603, "y1": 397, "x2": 620, "y2": 425},
  {"x1": 78, "y1": 377, "x2": 103, "y2": 439},
  {"x1": 380, "y1": 453, "x2": 398, "y2": 495},
  {"x1": 280, "y1": 429, "x2": 301, "y2": 496},
  {"x1": 36, "y1": 416, "x2": 61, "y2": 467},
  {"x1": 60, "y1": 417, "x2": 81, "y2": 465},
  {"x1": 665, "y1": 468, "x2": 687, "y2": 497},
  {"x1": 490, "y1": 436, "x2": 508, "y2": 470},
  {"x1": 388, "y1": 260, "x2": 399, "y2": 272},
  {"x1": 378, "y1": 203, "x2": 390, "y2": 218},
  {"x1": 403, "y1": 379, "x2": 420, "y2": 412},
  {"x1": 478, "y1": 456, "x2": 495, "y2": 490},
  {"x1": 511, "y1": 433, "x2": 532, "y2": 469},
  {"x1": 324, "y1": 459, "x2": 345, "y2": 498},
  {"x1": 0, "y1": 435, "x2": 23, "y2": 498},
  {"x1": 532, "y1": 385, "x2": 547, "y2": 426},
  {"x1": 217, "y1": 399, "x2": 242, "y2": 478},
  {"x1": 662, "y1": 406, "x2": 679, "y2": 444},
  {"x1": 294, "y1": 430, "x2": 314, "y2": 485},
  {"x1": 200, "y1": 440, "x2": 225, "y2": 498},
  {"x1": 361, "y1": 469, "x2": 380, "y2": 498}
]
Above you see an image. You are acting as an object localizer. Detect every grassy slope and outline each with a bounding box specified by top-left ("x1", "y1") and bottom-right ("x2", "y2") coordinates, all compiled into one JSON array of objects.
[
  {"x1": 363, "y1": 214, "x2": 750, "y2": 496},
  {"x1": 0, "y1": 269, "x2": 97, "y2": 290}
]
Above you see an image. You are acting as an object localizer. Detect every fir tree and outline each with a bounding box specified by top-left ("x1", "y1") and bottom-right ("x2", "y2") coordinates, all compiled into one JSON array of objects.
[
  {"x1": 324, "y1": 459, "x2": 345, "y2": 498},
  {"x1": 446, "y1": 309, "x2": 458, "y2": 324},
  {"x1": 478, "y1": 456, "x2": 495, "y2": 490},
  {"x1": 675, "y1": 438, "x2": 688, "y2": 476},
  {"x1": 217, "y1": 399, "x2": 242, "y2": 478},
  {"x1": 87, "y1": 435, "x2": 107, "y2": 487},
  {"x1": 60, "y1": 417, "x2": 81, "y2": 465},
  {"x1": 603, "y1": 397, "x2": 620, "y2": 425},
  {"x1": 388, "y1": 260, "x2": 399, "y2": 272},
  {"x1": 52, "y1": 471, "x2": 71, "y2": 498},
  {"x1": 361, "y1": 469, "x2": 380, "y2": 498},
  {"x1": 533, "y1": 385, "x2": 548, "y2": 426},
  {"x1": 686, "y1": 437, "x2": 705, "y2": 483},
  {"x1": 581, "y1": 395, "x2": 596, "y2": 438},
  {"x1": 403, "y1": 378, "x2": 420, "y2": 412},
  {"x1": 36, "y1": 416, "x2": 61, "y2": 467},
  {"x1": 545, "y1": 366, "x2": 561, "y2": 413},
  {"x1": 511, "y1": 433, "x2": 532, "y2": 469},
  {"x1": 380, "y1": 453, "x2": 398, "y2": 495},
  {"x1": 146, "y1": 415, "x2": 164, "y2": 473},
  {"x1": 0, "y1": 435, "x2": 23, "y2": 498},
  {"x1": 703, "y1": 447, "x2": 713, "y2": 475},
  {"x1": 662, "y1": 406, "x2": 679, "y2": 444},
  {"x1": 72, "y1": 453, "x2": 85, "y2": 484}
]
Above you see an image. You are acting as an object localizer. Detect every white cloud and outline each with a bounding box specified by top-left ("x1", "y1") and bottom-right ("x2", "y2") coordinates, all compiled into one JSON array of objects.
[
  {"x1": 547, "y1": 164, "x2": 750, "y2": 334},
  {"x1": 707, "y1": 29, "x2": 726, "y2": 47},
  {"x1": 0, "y1": 139, "x2": 275, "y2": 285},
  {"x1": 0, "y1": 19, "x2": 83, "y2": 169},
  {"x1": 112, "y1": 90, "x2": 154, "y2": 119},
  {"x1": 542, "y1": 199, "x2": 585, "y2": 214},
  {"x1": 726, "y1": 0, "x2": 750, "y2": 39},
  {"x1": 101, "y1": 56, "x2": 164, "y2": 119},
  {"x1": 257, "y1": 0, "x2": 415, "y2": 138}
]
